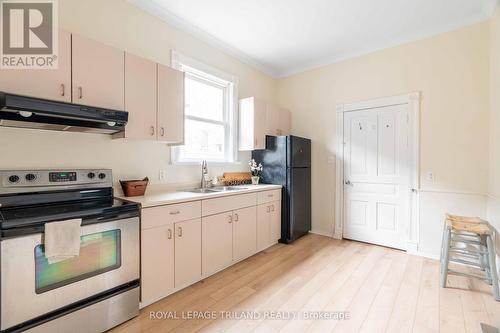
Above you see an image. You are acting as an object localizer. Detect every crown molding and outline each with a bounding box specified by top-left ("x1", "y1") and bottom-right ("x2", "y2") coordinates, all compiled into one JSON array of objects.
[{"x1": 127, "y1": 0, "x2": 280, "y2": 78}]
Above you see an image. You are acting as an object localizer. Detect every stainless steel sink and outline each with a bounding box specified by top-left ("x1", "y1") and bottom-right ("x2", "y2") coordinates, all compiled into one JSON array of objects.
[
  {"x1": 183, "y1": 186, "x2": 247, "y2": 194},
  {"x1": 184, "y1": 188, "x2": 220, "y2": 194}
]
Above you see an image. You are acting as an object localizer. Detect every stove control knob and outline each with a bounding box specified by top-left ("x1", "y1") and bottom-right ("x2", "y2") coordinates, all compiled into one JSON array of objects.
[
  {"x1": 87, "y1": 172, "x2": 96, "y2": 179},
  {"x1": 25, "y1": 173, "x2": 37, "y2": 182},
  {"x1": 8, "y1": 175, "x2": 20, "y2": 183},
  {"x1": 98, "y1": 173, "x2": 106, "y2": 180}
]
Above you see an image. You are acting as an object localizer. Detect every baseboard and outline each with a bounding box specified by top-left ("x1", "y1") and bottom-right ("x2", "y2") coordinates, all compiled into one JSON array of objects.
[
  {"x1": 406, "y1": 241, "x2": 419, "y2": 254},
  {"x1": 308, "y1": 230, "x2": 335, "y2": 238}
]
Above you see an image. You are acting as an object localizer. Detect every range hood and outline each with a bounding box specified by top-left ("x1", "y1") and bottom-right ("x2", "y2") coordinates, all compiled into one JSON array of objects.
[{"x1": 0, "y1": 92, "x2": 128, "y2": 134}]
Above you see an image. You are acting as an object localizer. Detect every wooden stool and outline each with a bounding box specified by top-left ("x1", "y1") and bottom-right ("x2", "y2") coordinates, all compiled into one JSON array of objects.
[{"x1": 440, "y1": 214, "x2": 499, "y2": 301}]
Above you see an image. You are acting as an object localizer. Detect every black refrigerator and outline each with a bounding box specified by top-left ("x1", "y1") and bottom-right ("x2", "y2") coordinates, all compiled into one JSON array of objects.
[{"x1": 252, "y1": 135, "x2": 311, "y2": 243}]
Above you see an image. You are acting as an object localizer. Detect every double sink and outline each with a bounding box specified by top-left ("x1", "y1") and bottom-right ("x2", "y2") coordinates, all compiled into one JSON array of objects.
[{"x1": 184, "y1": 186, "x2": 247, "y2": 194}]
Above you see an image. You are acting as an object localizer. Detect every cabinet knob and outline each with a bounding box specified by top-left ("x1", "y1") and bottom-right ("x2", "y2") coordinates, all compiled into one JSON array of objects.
[
  {"x1": 60, "y1": 84, "x2": 65, "y2": 97},
  {"x1": 160, "y1": 127, "x2": 165, "y2": 137},
  {"x1": 267, "y1": 206, "x2": 271, "y2": 213},
  {"x1": 228, "y1": 215, "x2": 233, "y2": 223},
  {"x1": 168, "y1": 228, "x2": 172, "y2": 239},
  {"x1": 178, "y1": 226, "x2": 183, "y2": 237},
  {"x1": 234, "y1": 213, "x2": 239, "y2": 222},
  {"x1": 150, "y1": 126, "x2": 155, "y2": 136},
  {"x1": 78, "y1": 86, "x2": 83, "y2": 99}
]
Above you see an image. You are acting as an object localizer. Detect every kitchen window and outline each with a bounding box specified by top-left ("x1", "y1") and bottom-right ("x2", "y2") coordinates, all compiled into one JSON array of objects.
[{"x1": 171, "y1": 51, "x2": 238, "y2": 163}]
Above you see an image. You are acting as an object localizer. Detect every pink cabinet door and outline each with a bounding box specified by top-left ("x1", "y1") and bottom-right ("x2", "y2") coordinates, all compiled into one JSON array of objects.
[
  {"x1": 202, "y1": 212, "x2": 233, "y2": 276},
  {"x1": 266, "y1": 104, "x2": 280, "y2": 136},
  {"x1": 0, "y1": 30, "x2": 71, "y2": 102},
  {"x1": 239, "y1": 97, "x2": 266, "y2": 150},
  {"x1": 157, "y1": 64, "x2": 184, "y2": 143},
  {"x1": 174, "y1": 218, "x2": 201, "y2": 288},
  {"x1": 269, "y1": 201, "x2": 282, "y2": 243},
  {"x1": 257, "y1": 204, "x2": 271, "y2": 251},
  {"x1": 124, "y1": 53, "x2": 157, "y2": 140},
  {"x1": 232, "y1": 206, "x2": 257, "y2": 261},
  {"x1": 72, "y1": 34, "x2": 124, "y2": 110},
  {"x1": 141, "y1": 225, "x2": 174, "y2": 305}
]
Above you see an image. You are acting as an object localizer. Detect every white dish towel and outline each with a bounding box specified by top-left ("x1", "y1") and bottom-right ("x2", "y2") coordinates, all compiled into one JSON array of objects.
[{"x1": 44, "y1": 219, "x2": 82, "y2": 264}]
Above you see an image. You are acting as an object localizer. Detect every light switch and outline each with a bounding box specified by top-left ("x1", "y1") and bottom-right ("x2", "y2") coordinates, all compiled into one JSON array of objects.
[
  {"x1": 426, "y1": 172, "x2": 435, "y2": 182},
  {"x1": 159, "y1": 170, "x2": 167, "y2": 181}
]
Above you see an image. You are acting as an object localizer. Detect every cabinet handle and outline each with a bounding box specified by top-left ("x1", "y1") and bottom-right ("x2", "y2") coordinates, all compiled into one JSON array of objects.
[
  {"x1": 60, "y1": 84, "x2": 65, "y2": 97},
  {"x1": 169, "y1": 210, "x2": 180, "y2": 215},
  {"x1": 178, "y1": 226, "x2": 183, "y2": 237},
  {"x1": 271, "y1": 205, "x2": 275, "y2": 212},
  {"x1": 78, "y1": 86, "x2": 83, "y2": 99},
  {"x1": 150, "y1": 126, "x2": 155, "y2": 136},
  {"x1": 160, "y1": 127, "x2": 165, "y2": 137},
  {"x1": 168, "y1": 228, "x2": 172, "y2": 239},
  {"x1": 267, "y1": 194, "x2": 274, "y2": 198},
  {"x1": 267, "y1": 206, "x2": 271, "y2": 213},
  {"x1": 228, "y1": 215, "x2": 233, "y2": 224},
  {"x1": 234, "y1": 213, "x2": 239, "y2": 222}
]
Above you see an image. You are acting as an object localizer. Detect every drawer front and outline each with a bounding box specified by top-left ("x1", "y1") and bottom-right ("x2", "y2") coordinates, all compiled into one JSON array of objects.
[
  {"x1": 257, "y1": 189, "x2": 282, "y2": 205},
  {"x1": 202, "y1": 193, "x2": 257, "y2": 216},
  {"x1": 141, "y1": 201, "x2": 201, "y2": 229}
]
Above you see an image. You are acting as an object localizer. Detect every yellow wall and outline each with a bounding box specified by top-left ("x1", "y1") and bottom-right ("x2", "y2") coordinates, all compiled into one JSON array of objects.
[
  {"x1": 277, "y1": 22, "x2": 490, "y2": 235},
  {"x1": 0, "y1": 0, "x2": 278, "y2": 187}
]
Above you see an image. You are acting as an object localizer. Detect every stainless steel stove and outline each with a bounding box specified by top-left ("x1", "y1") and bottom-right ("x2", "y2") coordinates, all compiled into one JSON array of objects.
[{"x1": 0, "y1": 169, "x2": 140, "y2": 333}]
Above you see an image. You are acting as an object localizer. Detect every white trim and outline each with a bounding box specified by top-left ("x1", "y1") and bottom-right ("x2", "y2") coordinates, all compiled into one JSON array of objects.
[
  {"x1": 170, "y1": 50, "x2": 239, "y2": 164},
  {"x1": 334, "y1": 92, "x2": 421, "y2": 250},
  {"x1": 127, "y1": 0, "x2": 279, "y2": 78},
  {"x1": 308, "y1": 230, "x2": 335, "y2": 238}
]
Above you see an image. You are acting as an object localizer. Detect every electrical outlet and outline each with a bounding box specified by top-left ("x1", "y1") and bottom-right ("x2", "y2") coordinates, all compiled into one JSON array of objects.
[
  {"x1": 159, "y1": 170, "x2": 167, "y2": 181},
  {"x1": 426, "y1": 172, "x2": 435, "y2": 182}
]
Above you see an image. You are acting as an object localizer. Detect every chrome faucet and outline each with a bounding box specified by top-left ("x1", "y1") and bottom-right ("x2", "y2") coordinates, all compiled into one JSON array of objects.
[{"x1": 200, "y1": 160, "x2": 209, "y2": 189}]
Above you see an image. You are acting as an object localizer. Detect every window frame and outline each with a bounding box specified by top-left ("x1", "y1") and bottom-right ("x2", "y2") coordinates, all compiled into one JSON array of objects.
[{"x1": 171, "y1": 50, "x2": 239, "y2": 164}]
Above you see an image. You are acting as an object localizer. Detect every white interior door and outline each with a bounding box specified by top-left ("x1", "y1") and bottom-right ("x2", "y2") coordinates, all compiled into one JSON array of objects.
[{"x1": 343, "y1": 104, "x2": 410, "y2": 250}]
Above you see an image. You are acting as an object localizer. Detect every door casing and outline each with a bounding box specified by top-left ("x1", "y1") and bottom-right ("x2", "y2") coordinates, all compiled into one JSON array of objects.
[{"x1": 334, "y1": 92, "x2": 421, "y2": 252}]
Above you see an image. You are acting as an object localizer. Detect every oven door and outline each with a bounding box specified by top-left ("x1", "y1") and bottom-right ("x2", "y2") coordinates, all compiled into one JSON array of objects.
[{"x1": 0, "y1": 217, "x2": 139, "y2": 331}]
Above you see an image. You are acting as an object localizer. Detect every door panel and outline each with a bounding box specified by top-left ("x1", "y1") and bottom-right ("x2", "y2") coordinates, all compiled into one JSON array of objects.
[
  {"x1": 141, "y1": 225, "x2": 174, "y2": 304},
  {"x1": 158, "y1": 64, "x2": 184, "y2": 143},
  {"x1": 72, "y1": 34, "x2": 124, "y2": 110},
  {"x1": 269, "y1": 201, "x2": 282, "y2": 242},
  {"x1": 343, "y1": 104, "x2": 409, "y2": 250},
  {"x1": 287, "y1": 136, "x2": 311, "y2": 168},
  {"x1": 288, "y1": 167, "x2": 311, "y2": 241},
  {"x1": 201, "y1": 213, "x2": 233, "y2": 276},
  {"x1": 257, "y1": 204, "x2": 270, "y2": 251},
  {"x1": 124, "y1": 53, "x2": 157, "y2": 140},
  {"x1": 174, "y1": 219, "x2": 201, "y2": 287},
  {"x1": 233, "y1": 206, "x2": 257, "y2": 261},
  {"x1": 0, "y1": 30, "x2": 71, "y2": 102}
]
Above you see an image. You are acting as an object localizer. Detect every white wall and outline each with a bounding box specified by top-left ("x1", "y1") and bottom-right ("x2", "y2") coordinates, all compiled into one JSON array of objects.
[
  {"x1": 278, "y1": 22, "x2": 491, "y2": 256},
  {"x1": 0, "y1": 0, "x2": 278, "y2": 190}
]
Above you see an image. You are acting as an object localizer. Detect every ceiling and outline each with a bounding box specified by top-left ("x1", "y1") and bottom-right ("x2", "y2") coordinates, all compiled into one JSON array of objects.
[{"x1": 129, "y1": 0, "x2": 497, "y2": 78}]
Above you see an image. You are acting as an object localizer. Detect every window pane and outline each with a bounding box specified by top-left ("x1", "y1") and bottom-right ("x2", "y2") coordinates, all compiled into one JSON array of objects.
[
  {"x1": 185, "y1": 76, "x2": 224, "y2": 121},
  {"x1": 35, "y1": 230, "x2": 121, "y2": 294},
  {"x1": 180, "y1": 119, "x2": 225, "y2": 160}
]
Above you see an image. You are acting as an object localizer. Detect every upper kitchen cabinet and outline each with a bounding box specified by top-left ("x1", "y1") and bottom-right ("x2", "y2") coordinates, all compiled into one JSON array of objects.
[
  {"x1": 239, "y1": 97, "x2": 291, "y2": 150},
  {"x1": 267, "y1": 105, "x2": 291, "y2": 136},
  {"x1": 157, "y1": 64, "x2": 185, "y2": 144},
  {"x1": 239, "y1": 97, "x2": 267, "y2": 150},
  {"x1": 71, "y1": 34, "x2": 125, "y2": 110},
  {"x1": 123, "y1": 53, "x2": 157, "y2": 140},
  {"x1": 0, "y1": 30, "x2": 71, "y2": 102}
]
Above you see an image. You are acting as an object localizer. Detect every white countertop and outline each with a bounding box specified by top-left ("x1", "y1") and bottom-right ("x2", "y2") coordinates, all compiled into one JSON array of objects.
[{"x1": 117, "y1": 184, "x2": 282, "y2": 208}]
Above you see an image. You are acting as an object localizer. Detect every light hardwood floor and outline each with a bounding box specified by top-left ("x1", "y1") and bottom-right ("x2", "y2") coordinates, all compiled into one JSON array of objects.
[{"x1": 112, "y1": 234, "x2": 500, "y2": 333}]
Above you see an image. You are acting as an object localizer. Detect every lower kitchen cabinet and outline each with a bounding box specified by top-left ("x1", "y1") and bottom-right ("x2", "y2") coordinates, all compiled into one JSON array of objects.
[
  {"x1": 141, "y1": 224, "x2": 174, "y2": 304},
  {"x1": 174, "y1": 218, "x2": 202, "y2": 288},
  {"x1": 202, "y1": 212, "x2": 233, "y2": 276},
  {"x1": 233, "y1": 206, "x2": 257, "y2": 261},
  {"x1": 257, "y1": 201, "x2": 281, "y2": 251}
]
